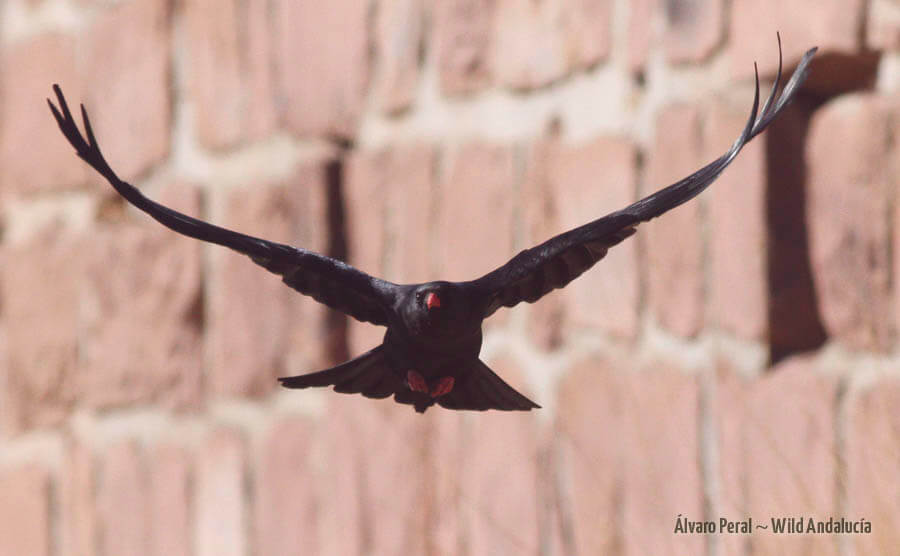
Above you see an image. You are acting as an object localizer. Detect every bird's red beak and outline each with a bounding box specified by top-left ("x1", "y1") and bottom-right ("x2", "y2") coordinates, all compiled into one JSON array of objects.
[{"x1": 425, "y1": 292, "x2": 441, "y2": 310}]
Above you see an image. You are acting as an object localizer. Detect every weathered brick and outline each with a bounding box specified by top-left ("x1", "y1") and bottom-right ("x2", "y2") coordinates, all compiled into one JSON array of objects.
[
  {"x1": 208, "y1": 163, "x2": 329, "y2": 397},
  {"x1": 242, "y1": 0, "x2": 278, "y2": 142},
  {"x1": 0, "y1": 323, "x2": 7, "y2": 435},
  {"x1": 83, "y1": 0, "x2": 171, "y2": 180},
  {"x1": 718, "y1": 357, "x2": 838, "y2": 556},
  {"x1": 185, "y1": 0, "x2": 276, "y2": 149},
  {"x1": 344, "y1": 149, "x2": 392, "y2": 354},
  {"x1": 196, "y1": 428, "x2": 247, "y2": 556},
  {"x1": 549, "y1": 136, "x2": 639, "y2": 340},
  {"x1": 846, "y1": 377, "x2": 900, "y2": 553},
  {"x1": 643, "y1": 104, "x2": 704, "y2": 337},
  {"x1": 345, "y1": 145, "x2": 436, "y2": 285},
  {"x1": 208, "y1": 208, "x2": 287, "y2": 400},
  {"x1": 488, "y1": 0, "x2": 616, "y2": 86},
  {"x1": 711, "y1": 364, "x2": 747, "y2": 556},
  {"x1": 2, "y1": 227, "x2": 85, "y2": 430},
  {"x1": 335, "y1": 149, "x2": 415, "y2": 356},
  {"x1": 0, "y1": 466, "x2": 50, "y2": 556},
  {"x1": 556, "y1": 356, "x2": 626, "y2": 555},
  {"x1": 807, "y1": 94, "x2": 892, "y2": 351},
  {"x1": 422, "y1": 409, "x2": 466, "y2": 555},
  {"x1": 434, "y1": 143, "x2": 515, "y2": 330},
  {"x1": 0, "y1": 33, "x2": 86, "y2": 193},
  {"x1": 434, "y1": 0, "x2": 495, "y2": 95},
  {"x1": 359, "y1": 405, "x2": 428, "y2": 555},
  {"x1": 80, "y1": 184, "x2": 202, "y2": 409},
  {"x1": 664, "y1": 0, "x2": 724, "y2": 63},
  {"x1": 436, "y1": 144, "x2": 515, "y2": 282},
  {"x1": 627, "y1": 0, "x2": 658, "y2": 72},
  {"x1": 564, "y1": 0, "x2": 613, "y2": 69},
  {"x1": 313, "y1": 401, "x2": 366, "y2": 555},
  {"x1": 868, "y1": 0, "x2": 900, "y2": 50},
  {"x1": 285, "y1": 162, "x2": 335, "y2": 374},
  {"x1": 375, "y1": 0, "x2": 424, "y2": 113},
  {"x1": 148, "y1": 444, "x2": 191, "y2": 556},
  {"x1": 389, "y1": 148, "x2": 437, "y2": 285},
  {"x1": 520, "y1": 139, "x2": 564, "y2": 348},
  {"x1": 97, "y1": 442, "x2": 148, "y2": 556},
  {"x1": 345, "y1": 144, "x2": 437, "y2": 350},
  {"x1": 536, "y1": 436, "x2": 567, "y2": 556},
  {"x1": 344, "y1": 152, "x2": 389, "y2": 280},
  {"x1": 730, "y1": 0, "x2": 861, "y2": 77},
  {"x1": 706, "y1": 99, "x2": 768, "y2": 340},
  {"x1": 461, "y1": 356, "x2": 541, "y2": 554},
  {"x1": 184, "y1": 0, "x2": 242, "y2": 149},
  {"x1": 622, "y1": 363, "x2": 702, "y2": 556},
  {"x1": 319, "y1": 398, "x2": 430, "y2": 554},
  {"x1": 274, "y1": 0, "x2": 369, "y2": 138},
  {"x1": 59, "y1": 441, "x2": 97, "y2": 556},
  {"x1": 493, "y1": 0, "x2": 569, "y2": 90},
  {"x1": 255, "y1": 416, "x2": 319, "y2": 556},
  {"x1": 894, "y1": 137, "x2": 900, "y2": 344}
]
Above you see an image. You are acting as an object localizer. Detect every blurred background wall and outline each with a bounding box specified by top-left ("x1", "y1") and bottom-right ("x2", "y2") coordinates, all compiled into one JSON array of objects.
[{"x1": 0, "y1": 0, "x2": 898, "y2": 555}]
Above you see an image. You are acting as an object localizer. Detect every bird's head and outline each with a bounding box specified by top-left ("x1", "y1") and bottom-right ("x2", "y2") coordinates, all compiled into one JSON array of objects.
[{"x1": 400, "y1": 281, "x2": 476, "y2": 340}]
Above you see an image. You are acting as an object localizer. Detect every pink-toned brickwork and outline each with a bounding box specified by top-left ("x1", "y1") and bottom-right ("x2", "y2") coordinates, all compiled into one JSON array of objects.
[{"x1": 0, "y1": 1, "x2": 894, "y2": 553}]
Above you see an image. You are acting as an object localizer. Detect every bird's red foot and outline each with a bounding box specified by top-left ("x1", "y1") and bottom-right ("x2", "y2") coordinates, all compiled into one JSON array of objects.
[
  {"x1": 407, "y1": 370, "x2": 429, "y2": 394},
  {"x1": 430, "y1": 376, "x2": 455, "y2": 398}
]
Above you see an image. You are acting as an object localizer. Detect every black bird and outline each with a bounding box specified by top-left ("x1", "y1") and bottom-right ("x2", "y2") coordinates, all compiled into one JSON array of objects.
[{"x1": 48, "y1": 38, "x2": 816, "y2": 413}]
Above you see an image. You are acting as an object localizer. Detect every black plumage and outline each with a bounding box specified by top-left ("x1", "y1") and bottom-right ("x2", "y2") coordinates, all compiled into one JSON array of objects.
[{"x1": 48, "y1": 38, "x2": 816, "y2": 413}]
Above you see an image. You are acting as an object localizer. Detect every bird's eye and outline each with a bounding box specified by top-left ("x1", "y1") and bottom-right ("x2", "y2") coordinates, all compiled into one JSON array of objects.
[{"x1": 415, "y1": 291, "x2": 424, "y2": 304}]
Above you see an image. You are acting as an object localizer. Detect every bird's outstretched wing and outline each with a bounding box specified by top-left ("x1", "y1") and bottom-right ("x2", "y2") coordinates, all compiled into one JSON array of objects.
[
  {"x1": 279, "y1": 345, "x2": 403, "y2": 398},
  {"x1": 48, "y1": 85, "x2": 397, "y2": 325},
  {"x1": 467, "y1": 36, "x2": 817, "y2": 318}
]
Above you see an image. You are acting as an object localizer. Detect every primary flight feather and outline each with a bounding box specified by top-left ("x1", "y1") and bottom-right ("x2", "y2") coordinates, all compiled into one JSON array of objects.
[{"x1": 49, "y1": 37, "x2": 816, "y2": 413}]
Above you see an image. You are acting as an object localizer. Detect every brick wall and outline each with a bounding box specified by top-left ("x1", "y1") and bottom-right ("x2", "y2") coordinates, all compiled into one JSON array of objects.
[{"x1": 0, "y1": 1, "x2": 897, "y2": 555}]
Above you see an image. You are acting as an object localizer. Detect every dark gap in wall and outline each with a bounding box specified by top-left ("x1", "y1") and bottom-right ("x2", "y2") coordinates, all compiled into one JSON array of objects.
[
  {"x1": 766, "y1": 95, "x2": 828, "y2": 365},
  {"x1": 766, "y1": 51, "x2": 880, "y2": 365},
  {"x1": 633, "y1": 69, "x2": 646, "y2": 88},
  {"x1": 324, "y1": 157, "x2": 350, "y2": 364},
  {"x1": 800, "y1": 50, "x2": 881, "y2": 97},
  {"x1": 186, "y1": 276, "x2": 206, "y2": 337},
  {"x1": 665, "y1": 0, "x2": 696, "y2": 26}
]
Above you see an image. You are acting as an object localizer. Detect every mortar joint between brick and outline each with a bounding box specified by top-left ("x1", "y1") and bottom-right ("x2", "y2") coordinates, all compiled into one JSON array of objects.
[
  {"x1": 697, "y1": 123, "x2": 713, "y2": 340},
  {"x1": 548, "y1": 433, "x2": 577, "y2": 556},
  {"x1": 834, "y1": 375, "x2": 851, "y2": 556},
  {"x1": 351, "y1": 0, "x2": 384, "y2": 138},
  {"x1": 510, "y1": 142, "x2": 528, "y2": 253},
  {"x1": 0, "y1": 0, "x2": 92, "y2": 46},
  {"x1": 243, "y1": 431, "x2": 256, "y2": 556},
  {"x1": 884, "y1": 108, "x2": 897, "y2": 351},
  {"x1": 857, "y1": 0, "x2": 871, "y2": 48},
  {"x1": 633, "y1": 150, "x2": 650, "y2": 332},
  {"x1": 699, "y1": 367, "x2": 721, "y2": 556},
  {"x1": 46, "y1": 468, "x2": 61, "y2": 556},
  {"x1": 184, "y1": 446, "x2": 199, "y2": 556}
]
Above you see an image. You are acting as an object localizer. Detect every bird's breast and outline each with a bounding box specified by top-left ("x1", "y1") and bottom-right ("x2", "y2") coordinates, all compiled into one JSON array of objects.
[{"x1": 382, "y1": 326, "x2": 482, "y2": 379}]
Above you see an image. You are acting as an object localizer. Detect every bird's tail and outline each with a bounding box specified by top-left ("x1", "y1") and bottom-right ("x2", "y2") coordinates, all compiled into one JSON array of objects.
[
  {"x1": 278, "y1": 345, "x2": 401, "y2": 399},
  {"x1": 391, "y1": 359, "x2": 540, "y2": 413},
  {"x1": 437, "y1": 359, "x2": 540, "y2": 411}
]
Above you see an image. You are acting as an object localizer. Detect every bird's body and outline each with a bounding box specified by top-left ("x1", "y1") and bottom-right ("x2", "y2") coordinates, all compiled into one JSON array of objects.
[
  {"x1": 48, "y1": 37, "x2": 817, "y2": 413},
  {"x1": 280, "y1": 280, "x2": 540, "y2": 412}
]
